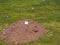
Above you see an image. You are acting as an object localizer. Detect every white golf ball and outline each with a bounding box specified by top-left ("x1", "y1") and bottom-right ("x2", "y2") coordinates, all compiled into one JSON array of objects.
[{"x1": 24, "y1": 21, "x2": 28, "y2": 25}]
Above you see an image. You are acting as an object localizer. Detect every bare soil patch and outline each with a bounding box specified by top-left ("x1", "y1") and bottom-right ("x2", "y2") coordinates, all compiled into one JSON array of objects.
[{"x1": 0, "y1": 19, "x2": 48, "y2": 44}]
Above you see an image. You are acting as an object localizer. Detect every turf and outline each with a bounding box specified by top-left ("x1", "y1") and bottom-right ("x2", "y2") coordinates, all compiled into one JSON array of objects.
[{"x1": 0, "y1": 0, "x2": 60, "y2": 45}]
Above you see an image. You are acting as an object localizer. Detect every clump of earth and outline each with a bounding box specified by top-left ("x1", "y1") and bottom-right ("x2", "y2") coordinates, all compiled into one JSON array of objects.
[{"x1": 0, "y1": 19, "x2": 48, "y2": 44}]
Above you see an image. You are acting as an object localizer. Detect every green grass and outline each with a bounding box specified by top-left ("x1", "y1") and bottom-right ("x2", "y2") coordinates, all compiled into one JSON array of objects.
[{"x1": 0, "y1": 0, "x2": 60, "y2": 45}]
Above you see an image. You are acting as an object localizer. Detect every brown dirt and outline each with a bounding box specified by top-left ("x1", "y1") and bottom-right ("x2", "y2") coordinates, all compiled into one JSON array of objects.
[{"x1": 0, "y1": 19, "x2": 48, "y2": 44}]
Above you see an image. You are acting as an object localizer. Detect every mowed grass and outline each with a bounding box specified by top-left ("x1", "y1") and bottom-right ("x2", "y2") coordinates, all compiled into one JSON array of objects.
[{"x1": 0, "y1": 0, "x2": 60, "y2": 45}]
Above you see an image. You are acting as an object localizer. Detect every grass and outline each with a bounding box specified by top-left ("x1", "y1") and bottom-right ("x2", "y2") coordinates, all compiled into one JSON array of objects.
[{"x1": 0, "y1": 0, "x2": 60, "y2": 45}]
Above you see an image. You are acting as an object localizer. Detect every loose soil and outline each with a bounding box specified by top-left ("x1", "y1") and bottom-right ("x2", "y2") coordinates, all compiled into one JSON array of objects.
[{"x1": 0, "y1": 19, "x2": 48, "y2": 44}]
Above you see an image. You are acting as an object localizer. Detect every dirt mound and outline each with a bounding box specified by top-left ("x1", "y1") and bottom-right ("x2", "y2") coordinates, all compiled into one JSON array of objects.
[{"x1": 0, "y1": 19, "x2": 47, "y2": 44}]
